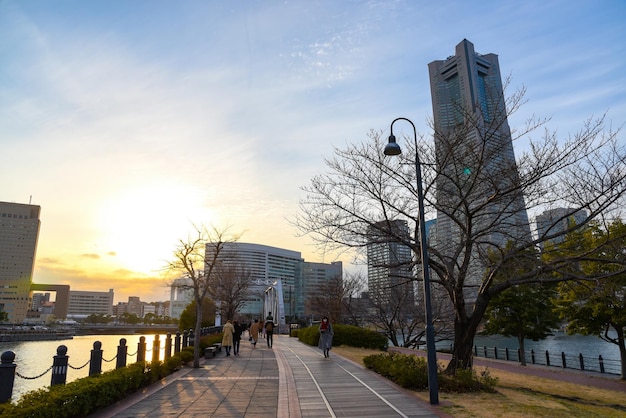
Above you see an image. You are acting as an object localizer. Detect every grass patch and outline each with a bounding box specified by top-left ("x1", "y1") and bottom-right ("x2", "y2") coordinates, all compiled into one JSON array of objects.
[{"x1": 332, "y1": 346, "x2": 626, "y2": 418}]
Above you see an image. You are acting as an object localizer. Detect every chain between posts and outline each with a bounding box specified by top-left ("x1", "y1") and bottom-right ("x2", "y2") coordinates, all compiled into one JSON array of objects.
[{"x1": 15, "y1": 365, "x2": 53, "y2": 380}]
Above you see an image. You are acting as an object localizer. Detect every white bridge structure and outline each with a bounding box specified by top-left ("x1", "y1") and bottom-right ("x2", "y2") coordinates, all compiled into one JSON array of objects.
[{"x1": 263, "y1": 280, "x2": 286, "y2": 333}]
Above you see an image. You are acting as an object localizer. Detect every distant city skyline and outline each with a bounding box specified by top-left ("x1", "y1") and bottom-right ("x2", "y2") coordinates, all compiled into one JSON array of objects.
[{"x1": 1, "y1": 1, "x2": 624, "y2": 304}]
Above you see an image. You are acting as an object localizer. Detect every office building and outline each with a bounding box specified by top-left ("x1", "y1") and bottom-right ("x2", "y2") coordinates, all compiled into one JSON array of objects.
[
  {"x1": 428, "y1": 39, "x2": 531, "y2": 300},
  {"x1": 209, "y1": 243, "x2": 303, "y2": 323},
  {"x1": 301, "y1": 261, "x2": 343, "y2": 319},
  {"x1": 536, "y1": 208, "x2": 588, "y2": 248},
  {"x1": 367, "y1": 220, "x2": 415, "y2": 307},
  {"x1": 67, "y1": 289, "x2": 114, "y2": 318},
  {"x1": 0, "y1": 201, "x2": 41, "y2": 323}
]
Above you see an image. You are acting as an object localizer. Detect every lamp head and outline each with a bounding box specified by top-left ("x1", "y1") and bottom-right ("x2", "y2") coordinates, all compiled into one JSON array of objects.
[{"x1": 384, "y1": 134, "x2": 402, "y2": 156}]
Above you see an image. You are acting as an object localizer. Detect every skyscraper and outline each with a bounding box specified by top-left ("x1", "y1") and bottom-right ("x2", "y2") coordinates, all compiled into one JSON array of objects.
[
  {"x1": 367, "y1": 220, "x2": 414, "y2": 307},
  {"x1": 428, "y1": 40, "x2": 531, "y2": 299},
  {"x1": 0, "y1": 201, "x2": 41, "y2": 323}
]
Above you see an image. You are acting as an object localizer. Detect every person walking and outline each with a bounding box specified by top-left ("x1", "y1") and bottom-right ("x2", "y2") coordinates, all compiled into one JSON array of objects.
[
  {"x1": 265, "y1": 312, "x2": 275, "y2": 348},
  {"x1": 318, "y1": 316, "x2": 334, "y2": 358},
  {"x1": 249, "y1": 319, "x2": 260, "y2": 349},
  {"x1": 222, "y1": 319, "x2": 235, "y2": 357},
  {"x1": 233, "y1": 320, "x2": 243, "y2": 356}
]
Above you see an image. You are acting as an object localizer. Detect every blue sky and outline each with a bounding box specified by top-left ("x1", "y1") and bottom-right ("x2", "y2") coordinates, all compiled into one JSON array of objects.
[{"x1": 1, "y1": 0, "x2": 625, "y2": 303}]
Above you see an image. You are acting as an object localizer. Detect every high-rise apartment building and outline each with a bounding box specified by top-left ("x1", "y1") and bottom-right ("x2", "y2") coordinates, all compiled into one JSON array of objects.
[
  {"x1": 428, "y1": 40, "x2": 531, "y2": 300},
  {"x1": 367, "y1": 220, "x2": 414, "y2": 307},
  {"x1": 0, "y1": 201, "x2": 41, "y2": 323}
]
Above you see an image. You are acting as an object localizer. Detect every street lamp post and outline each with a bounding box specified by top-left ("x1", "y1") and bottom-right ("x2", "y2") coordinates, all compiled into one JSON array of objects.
[{"x1": 385, "y1": 117, "x2": 439, "y2": 405}]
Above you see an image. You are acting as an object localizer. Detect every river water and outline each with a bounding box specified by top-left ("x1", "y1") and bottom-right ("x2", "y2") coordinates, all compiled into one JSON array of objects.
[{"x1": 0, "y1": 334, "x2": 169, "y2": 402}]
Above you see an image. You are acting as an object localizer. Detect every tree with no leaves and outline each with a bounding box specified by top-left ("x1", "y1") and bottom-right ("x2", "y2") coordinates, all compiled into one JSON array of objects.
[
  {"x1": 294, "y1": 87, "x2": 626, "y2": 374},
  {"x1": 166, "y1": 224, "x2": 240, "y2": 368}
]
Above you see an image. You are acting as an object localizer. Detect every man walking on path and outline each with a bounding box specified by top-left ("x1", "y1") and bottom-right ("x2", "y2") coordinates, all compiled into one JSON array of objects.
[{"x1": 265, "y1": 312, "x2": 275, "y2": 348}]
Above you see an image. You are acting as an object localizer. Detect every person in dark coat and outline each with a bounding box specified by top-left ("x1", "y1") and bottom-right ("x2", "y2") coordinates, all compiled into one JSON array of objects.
[
  {"x1": 318, "y1": 316, "x2": 334, "y2": 358},
  {"x1": 233, "y1": 320, "x2": 243, "y2": 356}
]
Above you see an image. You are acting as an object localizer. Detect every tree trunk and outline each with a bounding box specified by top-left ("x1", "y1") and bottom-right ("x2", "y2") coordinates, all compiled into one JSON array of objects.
[
  {"x1": 617, "y1": 327, "x2": 626, "y2": 381},
  {"x1": 518, "y1": 335, "x2": 527, "y2": 366},
  {"x1": 445, "y1": 315, "x2": 481, "y2": 374},
  {"x1": 193, "y1": 300, "x2": 202, "y2": 368}
]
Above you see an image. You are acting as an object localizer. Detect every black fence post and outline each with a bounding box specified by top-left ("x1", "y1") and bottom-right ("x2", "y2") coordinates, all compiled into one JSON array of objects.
[
  {"x1": 473, "y1": 345, "x2": 477, "y2": 356},
  {"x1": 599, "y1": 355, "x2": 605, "y2": 373},
  {"x1": 0, "y1": 351, "x2": 16, "y2": 403},
  {"x1": 51, "y1": 345, "x2": 69, "y2": 386},
  {"x1": 152, "y1": 335, "x2": 160, "y2": 363},
  {"x1": 188, "y1": 329, "x2": 195, "y2": 347},
  {"x1": 505, "y1": 347, "x2": 510, "y2": 361},
  {"x1": 165, "y1": 333, "x2": 172, "y2": 361},
  {"x1": 116, "y1": 338, "x2": 128, "y2": 369},
  {"x1": 483, "y1": 346, "x2": 487, "y2": 358},
  {"x1": 182, "y1": 330, "x2": 189, "y2": 348},
  {"x1": 175, "y1": 331, "x2": 181, "y2": 353},
  {"x1": 89, "y1": 341, "x2": 103, "y2": 376},
  {"x1": 545, "y1": 350, "x2": 550, "y2": 366},
  {"x1": 579, "y1": 353, "x2": 585, "y2": 371},
  {"x1": 531, "y1": 349, "x2": 536, "y2": 364},
  {"x1": 494, "y1": 347, "x2": 498, "y2": 359},
  {"x1": 561, "y1": 352, "x2": 567, "y2": 368},
  {"x1": 137, "y1": 336, "x2": 146, "y2": 363}
]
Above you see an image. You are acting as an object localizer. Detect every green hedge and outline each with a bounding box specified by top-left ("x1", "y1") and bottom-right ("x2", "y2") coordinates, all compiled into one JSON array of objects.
[
  {"x1": 298, "y1": 324, "x2": 388, "y2": 350},
  {"x1": 0, "y1": 351, "x2": 191, "y2": 417},
  {"x1": 363, "y1": 352, "x2": 498, "y2": 393}
]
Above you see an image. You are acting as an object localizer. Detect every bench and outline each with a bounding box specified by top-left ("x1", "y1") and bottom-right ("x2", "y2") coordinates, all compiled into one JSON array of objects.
[
  {"x1": 204, "y1": 347, "x2": 217, "y2": 358},
  {"x1": 212, "y1": 343, "x2": 222, "y2": 353}
]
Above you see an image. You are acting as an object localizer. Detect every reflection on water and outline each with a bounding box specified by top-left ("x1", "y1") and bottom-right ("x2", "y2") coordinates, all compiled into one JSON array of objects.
[{"x1": 0, "y1": 334, "x2": 169, "y2": 402}]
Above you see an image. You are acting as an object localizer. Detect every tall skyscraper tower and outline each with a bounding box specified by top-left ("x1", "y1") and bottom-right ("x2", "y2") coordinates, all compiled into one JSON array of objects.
[
  {"x1": 0, "y1": 201, "x2": 41, "y2": 323},
  {"x1": 367, "y1": 220, "x2": 414, "y2": 307},
  {"x1": 428, "y1": 40, "x2": 531, "y2": 299}
]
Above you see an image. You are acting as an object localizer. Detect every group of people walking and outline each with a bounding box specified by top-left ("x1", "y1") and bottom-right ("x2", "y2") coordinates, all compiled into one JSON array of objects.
[{"x1": 219, "y1": 314, "x2": 334, "y2": 358}]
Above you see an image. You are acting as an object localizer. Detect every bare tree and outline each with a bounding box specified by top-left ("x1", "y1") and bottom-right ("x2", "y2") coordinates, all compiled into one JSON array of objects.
[
  {"x1": 209, "y1": 262, "x2": 253, "y2": 321},
  {"x1": 166, "y1": 224, "x2": 240, "y2": 368},
  {"x1": 294, "y1": 87, "x2": 626, "y2": 374},
  {"x1": 305, "y1": 271, "x2": 367, "y2": 325}
]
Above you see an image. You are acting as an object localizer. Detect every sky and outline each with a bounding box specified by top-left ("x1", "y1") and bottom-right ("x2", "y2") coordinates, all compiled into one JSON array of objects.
[{"x1": 1, "y1": 0, "x2": 625, "y2": 305}]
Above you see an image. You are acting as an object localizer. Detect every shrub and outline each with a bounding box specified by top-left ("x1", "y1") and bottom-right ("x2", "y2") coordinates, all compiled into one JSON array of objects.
[
  {"x1": 363, "y1": 352, "x2": 498, "y2": 393},
  {"x1": 0, "y1": 351, "x2": 192, "y2": 418},
  {"x1": 298, "y1": 324, "x2": 388, "y2": 350}
]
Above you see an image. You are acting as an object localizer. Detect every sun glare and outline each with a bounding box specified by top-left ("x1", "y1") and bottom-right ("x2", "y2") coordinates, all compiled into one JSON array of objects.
[{"x1": 96, "y1": 182, "x2": 212, "y2": 275}]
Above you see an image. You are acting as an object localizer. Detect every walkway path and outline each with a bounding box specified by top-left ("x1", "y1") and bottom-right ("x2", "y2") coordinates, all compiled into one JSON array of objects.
[{"x1": 89, "y1": 335, "x2": 443, "y2": 418}]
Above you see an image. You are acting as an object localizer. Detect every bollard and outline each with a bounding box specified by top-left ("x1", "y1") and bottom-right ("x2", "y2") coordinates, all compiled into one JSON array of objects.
[
  {"x1": 599, "y1": 355, "x2": 605, "y2": 373},
  {"x1": 175, "y1": 331, "x2": 181, "y2": 354},
  {"x1": 494, "y1": 347, "x2": 498, "y2": 360},
  {"x1": 531, "y1": 349, "x2": 535, "y2": 364},
  {"x1": 152, "y1": 335, "x2": 160, "y2": 363},
  {"x1": 579, "y1": 353, "x2": 585, "y2": 371},
  {"x1": 137, "y1": 336, "x2": 146, "y2": 362},
  {"x1": 165, "y1": 333, "x2": 172, "y2": 361},
  {"x1": 483, "y1": 346, "x2": 487, "y2": 358},
  {"x1": 116, "y1": 338, "x2": 128, "y2": 369},
  {"x1": 51, "y1": 345, "x2": 69, "y2": 386},
  {"x1": 182, "y1": 330, "x2": 189, "y2": 348},
  {"x1": 0, "y1": 351, "x2": 16, "y2": 403},
  {"x1": 188, "y1": 329, "x2": 195, "y2": 347},
  {"x1": 473, "y1": 345, "x2": 477, "y2": 356},
  {"x1": 545, "y1": 350, "x2": 550, "y2": 366},
  {"x1": 505, "y1": 347, "x2": 510, "y2": 361},
  {"x1": 89, "y1": 341, "x2": 103, "y2": 376},
  {"x1": 561, "y1": 352, "x2": 567, "y2": 368}
]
